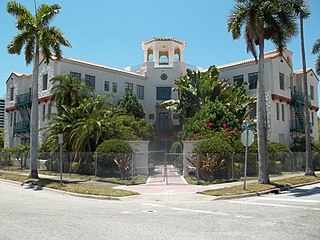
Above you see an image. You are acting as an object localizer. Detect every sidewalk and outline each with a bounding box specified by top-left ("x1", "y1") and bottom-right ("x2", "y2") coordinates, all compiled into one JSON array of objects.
[
  {"x1": 113, "y1": 171, "x2": 320, "y2": 194},
  {"x1": 1, "y1": 169, "x2": 318, "y2": 201}
]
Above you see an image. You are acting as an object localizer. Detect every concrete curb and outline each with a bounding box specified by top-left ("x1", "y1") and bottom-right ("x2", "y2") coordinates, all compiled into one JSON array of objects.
[
  {"x1": 212, "y1": 180, "x2": 320, "y2": 200},
  {"x1": 0, "y1": 178, "x2": 122, "y2": 201}
]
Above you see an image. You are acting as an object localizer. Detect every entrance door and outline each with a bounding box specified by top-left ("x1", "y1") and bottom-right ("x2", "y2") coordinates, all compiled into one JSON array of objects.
[{"x1": 159, "y1": 112, "x2": 169, "y2": 131}]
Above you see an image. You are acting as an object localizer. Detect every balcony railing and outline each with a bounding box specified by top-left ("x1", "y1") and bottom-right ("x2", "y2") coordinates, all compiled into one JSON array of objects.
[
  {"x1": 15, "y1": 92, "x2": 32, "y2": 106},
  {"x1": 13, "y1": 120, "x2": 30, "y2": 134},
  {"x1": 291, "y1": 90, "x2": 311, "y2": 105}
]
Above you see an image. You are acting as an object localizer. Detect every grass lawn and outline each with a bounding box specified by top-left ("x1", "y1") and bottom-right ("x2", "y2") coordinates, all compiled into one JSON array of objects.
[
  {"x1": 97, "y1": 175, "x2": 148, "y2": 185},
  {"x1": 0, "y1": 167, "x2": 148, "y2": 185},
  {"x1": 0, "y1": 171, "x2": 138, "y2": 197},
  {"x1": 199, "y1": 175, "x2": 320, "y2": 197},
  {"x1": 186, "y1": 171, "x2": 303, "y2": 186},
  {"x1": 185, "y1": 176, "x2": 238, "y2": 185}
]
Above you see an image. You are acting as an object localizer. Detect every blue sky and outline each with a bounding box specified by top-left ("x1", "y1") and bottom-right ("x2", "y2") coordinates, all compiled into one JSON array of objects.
[{"x1": 1, "y1": 0, "x2": 319, "y2": 99}]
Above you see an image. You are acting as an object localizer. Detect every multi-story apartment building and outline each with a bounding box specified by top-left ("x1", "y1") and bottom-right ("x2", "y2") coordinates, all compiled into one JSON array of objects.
[
  {"x1": 218, "y1": 49, "x2": 319, "y2": 146},
  {"x1": 0, "y1": 98, "x2": 5, "y2": 128},
  {"x1": 4, "y1": 38, "x2": 319, "y2": 148}
]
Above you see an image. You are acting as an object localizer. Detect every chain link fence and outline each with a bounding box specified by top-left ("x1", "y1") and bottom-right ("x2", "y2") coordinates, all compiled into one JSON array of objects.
[{"x1": 1, "y1": 151, "x2": 319, "y2": 182}]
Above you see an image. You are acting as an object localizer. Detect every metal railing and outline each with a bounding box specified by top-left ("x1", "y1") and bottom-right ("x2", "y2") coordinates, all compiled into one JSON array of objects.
[{"x1": 15, "y1": 92, "x2": 32, "y2": 106}]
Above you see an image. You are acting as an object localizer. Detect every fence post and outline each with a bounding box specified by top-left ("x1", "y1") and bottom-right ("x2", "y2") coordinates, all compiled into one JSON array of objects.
[
  {"x1": 131, "y1": 152, "x2": 135, "y2": 183},
  {"x1": 94, "y1": 153, "x2": 98, "y2": 180},
  {"x1": 196, "y1": 154, "x2": 200, "y2": 183},
  {"x1": 231, "y1": 155, "x2": 234, "y2": 179}
]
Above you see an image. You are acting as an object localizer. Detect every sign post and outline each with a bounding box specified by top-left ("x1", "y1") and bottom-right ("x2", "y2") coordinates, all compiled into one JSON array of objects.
[
  {"x1": 58, "y1": 134, "x2": 63, "y2": 185},
  {"x1": 241, "y1": 122, "x2": 254, "y2": 190}
]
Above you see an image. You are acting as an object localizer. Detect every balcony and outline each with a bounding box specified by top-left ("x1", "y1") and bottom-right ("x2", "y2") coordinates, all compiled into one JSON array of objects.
[
  {"x1": 15, "y1": 92, "x2": 32, "y2": 107},
  {"x1": 13, "y1": 120, "x2": 30, "y2": 134},
  {"x1": 291, "y1": 90, "x2": 311, "y2": 105}
]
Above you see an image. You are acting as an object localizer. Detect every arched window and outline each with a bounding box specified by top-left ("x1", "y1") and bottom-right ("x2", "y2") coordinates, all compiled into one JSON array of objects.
[
  {"x1": 147, "y1": 47, "x2": 153, "y2": 62},
  {"x1": 159, "y1": 55, "x2": 168, "y2": 65},
  {"x1": 148, "y1": 53, "x2": 153, "y2": 61},
  {"x1": 174, "y1": 48, "x2": 181, "y2": 61}
]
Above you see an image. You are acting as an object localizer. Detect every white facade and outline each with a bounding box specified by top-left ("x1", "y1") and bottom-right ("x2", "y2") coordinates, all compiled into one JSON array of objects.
[
  {"x1": 0, "y1": 98, "x2": 5, "y2": 128},
  {"x1": 4, "y1": 38, "x2": 319, "y2": 149},
  {"x1": 218, "y1": 49, "x2": 319, "y2": 145}
]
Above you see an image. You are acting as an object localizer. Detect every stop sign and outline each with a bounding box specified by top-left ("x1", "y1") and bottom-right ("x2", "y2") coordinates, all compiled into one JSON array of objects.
[{"x1": 241, "y1": 130, "x2": 254, "y2": 146}]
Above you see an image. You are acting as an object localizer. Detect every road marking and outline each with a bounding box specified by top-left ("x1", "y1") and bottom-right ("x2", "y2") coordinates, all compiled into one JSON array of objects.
[
  {"x1": 259, "y1": 196, "x2": 320, "y2": 204},
  {"x1": 142, "y1": 203, "x2": 251, "y2": 218},
  {"x1": 229, "y1": 200, "x2": 320, "y2": 211},
  {"x1": 121, "y1": 211, "x2": 132, "y2": 214}
]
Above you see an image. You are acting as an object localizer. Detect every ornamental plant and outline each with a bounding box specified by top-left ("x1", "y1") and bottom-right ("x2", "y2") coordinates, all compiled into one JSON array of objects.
[{"x1": 191, "y1": 136, "x2": 234, "y2": 181}]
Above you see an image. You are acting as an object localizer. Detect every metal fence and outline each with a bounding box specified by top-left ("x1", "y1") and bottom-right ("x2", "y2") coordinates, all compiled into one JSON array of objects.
[{"x1": 1, "y1": 151, "x2": 319, "y2": 182}]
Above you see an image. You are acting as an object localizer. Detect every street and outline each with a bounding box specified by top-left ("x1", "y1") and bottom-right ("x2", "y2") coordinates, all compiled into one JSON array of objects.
[{"x1": 0, "y1": 180, "x2": 319, "y2": 240}]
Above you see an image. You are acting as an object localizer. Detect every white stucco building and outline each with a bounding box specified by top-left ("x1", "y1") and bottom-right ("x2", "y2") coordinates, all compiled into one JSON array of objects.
[{"x1": 4, "y1": 37, "x2": 319, "y2": 148}]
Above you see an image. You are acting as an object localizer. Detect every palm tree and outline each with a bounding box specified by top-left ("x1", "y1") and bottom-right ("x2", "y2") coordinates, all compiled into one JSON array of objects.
[
  {"x1": 312, "y1": 39, "x2": 320, "y2": 75},
  {"x1": 228, "y1": 0, "x2": 297, "y2": 183},
  {"x1": 7, "y1": 1, "x2": 71, "y2": 178},
  {"x1": 118, "y1": 90, "x2": 146, "y2": 120},
  {"x1": 50, "y1": 75, "x2": 90, "y2": 115},
  {"x1": 288, "y1": 0, "x2": 314, "y2": 176}
]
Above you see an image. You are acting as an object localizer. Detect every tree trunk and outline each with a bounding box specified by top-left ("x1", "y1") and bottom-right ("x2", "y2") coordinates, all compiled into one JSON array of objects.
[
  {"x1": 29, "y1": 42, "x2": 40, "y2": 178},
  {"x1": 257, "y1": 37, "x2": 270, "y2": 184},
  {"x1": 300, "y1": 16, "x2": 315, "y2": 176}
]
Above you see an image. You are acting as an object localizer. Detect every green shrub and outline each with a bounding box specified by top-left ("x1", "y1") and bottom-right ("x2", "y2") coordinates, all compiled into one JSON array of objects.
[
  {"x1": 192, "y1": 136, "x2": 234, "y2": 181},
  {"x1": 96, "y1": 139, "x2": 133, "y2": 179},
  {"x1": 194, "y1": 136, "x2": 234, "y2": 155},
  {"x1": 232, "y1": 140, "x2": 258, "y2": 153},
  {"x1": 268, "y1": 142, "x2": 292, "y2": 174},
  {"x1": 312, "y1": 141, "x2": 320, "y2": 153}
]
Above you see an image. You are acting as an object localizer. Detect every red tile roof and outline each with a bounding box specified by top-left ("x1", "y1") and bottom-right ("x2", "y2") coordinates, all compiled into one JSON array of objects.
[
  {"x1": 218, "y1": 50, "x2": 281, "y2": 70},
  {"x1": 62, "y1": 57, "x2": 147, "y2": 79}
]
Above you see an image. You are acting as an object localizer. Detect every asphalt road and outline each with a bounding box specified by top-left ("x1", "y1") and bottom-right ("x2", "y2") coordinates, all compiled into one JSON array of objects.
[{"x1": 0, "y1": 180, "x2": 319, "y2": 240}]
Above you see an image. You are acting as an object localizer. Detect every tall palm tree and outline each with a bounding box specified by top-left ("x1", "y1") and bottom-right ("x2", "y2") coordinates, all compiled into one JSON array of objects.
[
  {"x1": 228, "y1": 0, "x2": 297, "y2": 183},
  {"x1": 312, "y1": 39, "x2": 320, "y2": 75},
  {"x1": 288, "y1": 0, "x2": 314, "y2": 176},
  {"x1": 7, "y1": 1, "x2": 71, "y2": 178},
  {"x1": 50, "y1": 75, "x2": 90, "y2": 115}
]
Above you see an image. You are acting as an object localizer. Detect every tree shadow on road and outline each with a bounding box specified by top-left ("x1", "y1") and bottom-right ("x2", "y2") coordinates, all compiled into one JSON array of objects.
[{"x1": 282, "y1": 186, "x2": 320, "y2": 198}]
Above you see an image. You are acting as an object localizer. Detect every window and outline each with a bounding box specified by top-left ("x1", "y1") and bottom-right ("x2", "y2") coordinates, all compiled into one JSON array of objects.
[
  {"x1": 43, "y1": 74, "x2": 48, "y2": 91},
  {"x1": 276, "y1": 103, "x2": 280, "y2": 120},
  {"x1": 42, "y1": 104, "x2": 46, "y2": 121},
  {"x1": 85, "y1": 75, "x2": 95, "y2": 90},
  {"x1": 137, "y1": 85, "x2": 144, "y2": 100},
  {"x1": 104, "y1": 81, "x2": 110, "y2": 91},
  {"x1": 10, "y1": 112, "x2": 13, "y2": 127},
  {"x1": 310, "y1": 85, "x2": 314, "y2": 100},
  {"x1": 48, "y1": 104, "x2": 51, "y2": 120},
  {"x1": 233, "y1": 75, "x2": 244, "y2": 86},
  {"x1": 249, "y1": 103, "x2": 256, "y2": 119},
  {"x1": 10, "y1": 87, "x2": 14, "y2": 101},
  {"x1": 279, "y1": 134, "x2": 285, "y2": 144},
  {"x1": 248, "y1": 72, "x2": 258, "y2": 89},
  {"x1": 279, "y1": 73, "x2": 284, "y2": 90},
  {"x1": 311, "y1": 112, "x2": 314, "y2": 126},
  {"x1": 281, "y1": 104, "x2": 285, "y2": 121},
  {"x1": 125, "y1": 82, "x2": 133, "y2": 92},
  {"x1": 156, "y1": 87, "x2": 171, "y2": 100},
  {"x1": 112, "y1": 83, "x2": 117, "y2": 93},
  {"x1": 149, "y1": 114, "x2": 155, "y2": 120},
  {"x1": 70, "y1": 72, "x2": 81, "y2": 81}
]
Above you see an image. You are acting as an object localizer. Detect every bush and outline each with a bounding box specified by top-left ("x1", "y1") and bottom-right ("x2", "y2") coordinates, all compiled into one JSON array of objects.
[
  {"x1": 96, "y1": 139, "x2": 133, "y2": 179},
  {"x1": 268, "y1": 142, "x2": 292, "y2": 174},
  {"x1": 192, "y1": 136, "x2": 234, "y2": 181}
]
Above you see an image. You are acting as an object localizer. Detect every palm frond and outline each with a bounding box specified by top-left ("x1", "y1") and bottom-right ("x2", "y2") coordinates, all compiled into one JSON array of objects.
[
  {"x1": 312, "y1": 39, "x2": 320, "y2": 54},
  {"x1": 36, "y1": 4, "x2": 61, "y2": 27}
]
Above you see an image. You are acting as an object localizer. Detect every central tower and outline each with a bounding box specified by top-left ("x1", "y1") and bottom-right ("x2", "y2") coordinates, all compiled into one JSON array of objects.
[{"x1": 141, "y1": 37, "x2": 186, "y2": 67}]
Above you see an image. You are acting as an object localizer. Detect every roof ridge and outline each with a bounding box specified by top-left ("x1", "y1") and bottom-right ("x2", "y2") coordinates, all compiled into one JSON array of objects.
[
  {"x1": 218, "y1": 50, "x2": 281, "y2": 69},
  {"x1": 62, "y1": 57, "x2": 146, "y2": 78}
]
